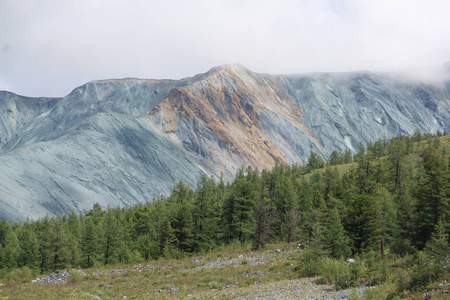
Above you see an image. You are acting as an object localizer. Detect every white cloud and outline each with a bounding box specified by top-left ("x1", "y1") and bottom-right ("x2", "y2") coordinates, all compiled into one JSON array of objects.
[{"x1": 0, "y1": 0, "x2": 449, "y2": 96}]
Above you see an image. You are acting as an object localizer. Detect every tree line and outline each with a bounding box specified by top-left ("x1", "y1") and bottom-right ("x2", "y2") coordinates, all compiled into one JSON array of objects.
[{"x1": 0, "y1": 132, "x2": 448, "y2": 280}]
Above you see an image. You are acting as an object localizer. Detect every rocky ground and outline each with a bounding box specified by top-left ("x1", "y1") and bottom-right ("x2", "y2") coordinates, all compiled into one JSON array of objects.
[
  {"x1": 30, "y1": 247, "x2": 372, "y2": 299},
  {"x1": 193, "y1": 278, "x2": 371, "y2": 300}
]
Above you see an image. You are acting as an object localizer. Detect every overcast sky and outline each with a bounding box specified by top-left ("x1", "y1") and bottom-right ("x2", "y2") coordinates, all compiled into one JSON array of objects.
[{"x1": 1, "y1": 0, "x2": 449, "y2": 97}]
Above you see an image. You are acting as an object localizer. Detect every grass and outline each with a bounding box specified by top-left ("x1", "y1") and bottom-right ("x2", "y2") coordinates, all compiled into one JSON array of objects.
[
  {"x1": 305, "y1": 133, "x2": 450, "y2": 179},
  {"x1": 3, "y1": 136, "x2": 449, "y2": 299},
  {"x1": 1, "y1": 243, "x2": 448, "y2": 299},
  {"x1": 0, "y1": 243, "x2": 302, "y2": 299}
]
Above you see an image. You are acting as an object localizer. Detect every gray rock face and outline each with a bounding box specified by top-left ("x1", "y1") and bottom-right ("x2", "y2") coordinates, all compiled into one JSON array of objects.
[
  {"x1": 0, "y1": 112, "x2": 206, "y2": 221},
  {"x1": 1, "y1": 65, "x2": 449, "y2": 221},
  {"x1": 0, "y1": 91, "x2": 59, "y2": 148},
  {"x1": 280, "y1": 71, "x2": 450, "y2": 153}
]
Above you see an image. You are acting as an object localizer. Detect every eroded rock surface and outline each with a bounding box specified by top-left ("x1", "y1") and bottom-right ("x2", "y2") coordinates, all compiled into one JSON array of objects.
[{"x1": 1, "y1": 64, "x2": 449, "y2": 221}]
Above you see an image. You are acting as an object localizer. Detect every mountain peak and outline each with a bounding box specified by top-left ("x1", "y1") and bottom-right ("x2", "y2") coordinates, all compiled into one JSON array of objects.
[
  {"x1": 206, "y1": 63, "x2": 250, "y2": 75},
  {"x1": 1, "y1": 65, "x2": 450, "y2": 221}
]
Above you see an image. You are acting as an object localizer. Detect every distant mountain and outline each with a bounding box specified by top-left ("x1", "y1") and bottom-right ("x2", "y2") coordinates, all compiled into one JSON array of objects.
[{"x1": 1, "y1": 64, "x2": 449, "y2": 221}]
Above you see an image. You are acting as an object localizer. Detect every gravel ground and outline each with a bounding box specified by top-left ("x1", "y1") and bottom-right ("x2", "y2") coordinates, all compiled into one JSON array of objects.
[
  {"x1": 31, "y1": 247, "x2": 371, "y2": 299},
  {"x1": 195, "y1": 249, "x2": 300, "y2": 271},
  {"x1": 194, "y1": 278, "x2": 371, "y2": 300}
]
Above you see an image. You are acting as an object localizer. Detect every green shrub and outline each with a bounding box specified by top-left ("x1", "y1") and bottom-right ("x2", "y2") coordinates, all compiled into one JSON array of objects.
[
  {"x1": 207, "y1": 281, "x2": 219, "y2": 289},
  {"x1": 298, "y1": 249, "x2": 322, "y2": 277},
  {"x1": 393, "y1": 268, "x2": 410, "y2": 293},
  {"x1": 318, "y1": 257, "x2": 350, "y2": 290},
  {"x1": 6, "y1": 266, "x2": 33, "y2": 283},
  {"x1": 349, "y1": 261, "x2": 362, "y2": 284},
  {"x1": 68, "y1": 270, "x2": 85, "y2": 283}
]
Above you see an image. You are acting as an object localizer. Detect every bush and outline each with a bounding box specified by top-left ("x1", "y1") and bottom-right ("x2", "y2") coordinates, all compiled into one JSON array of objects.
[
  {"x1": 318, "y1": 257, "x2": 350, "y2": 290},
  {"x1": 5, "y1": 266, "x2": 33, "y2": 283},
  {"x1": 392, "y1": 269, "x2": 411, "y2": 293},
  {"x1": 68, "y1": 270, "x2": 85, "y2": 283},
  {"x1": 349, "y1": 260, "x2": 362, "y2": 284},
  {"x1": 298, "y1": 249, "x2": 321, "y2": 277},
  {"x1": 370, "y1": 261, "x2": 390, "y2": 286}
]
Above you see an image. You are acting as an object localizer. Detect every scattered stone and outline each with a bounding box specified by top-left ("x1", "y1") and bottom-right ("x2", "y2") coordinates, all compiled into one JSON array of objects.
[
  {"x1": 223, "y1": 283, "x2": 238, "y2": 289},
  {"x1": 31, "y1": 264, "x2": 175, "y2": 285},
  {"x1": 191, "y1": 259, "x2": 203, "y2": 264},
  {"x1": 155, "y1": 288, "x2": 179, "y2": 294},
  {"x1": 31, "y1": 272, "x2": 70, "y2": 284},
  {"x1": 243, "y1": 271, "x2": 265, "y2": 277}
]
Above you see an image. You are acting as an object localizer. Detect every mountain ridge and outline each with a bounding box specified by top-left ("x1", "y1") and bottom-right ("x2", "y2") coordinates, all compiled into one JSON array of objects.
[{"x1": 1, "y1": 64, "x2": 449, "y2": 221}]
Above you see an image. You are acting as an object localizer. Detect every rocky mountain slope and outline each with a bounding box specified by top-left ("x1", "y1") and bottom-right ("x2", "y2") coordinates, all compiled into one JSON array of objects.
[{"x1": 1, "y1": 64, "x2": 449, "y2": 221}]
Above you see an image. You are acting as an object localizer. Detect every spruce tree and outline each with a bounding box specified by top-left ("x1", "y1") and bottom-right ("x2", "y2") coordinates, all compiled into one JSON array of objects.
[
  {"x1": 47, "y1": 218, "x2": 70, "y2": 271},
  {"x1": 17, "y1": 221, "x2": 40, "y2": 269},
  {"x1": 424, "y1": 220, "x2": 450, "y2": 278},
  {"x1": 222, "y1": 167, "x2": 259, "y2": 244},
  {"x1": 81, "y1": 217, "x2": 98, "y2": 268},
  {"x1": 324, "y1": 207, "x2": 350, "y2": 259},
  {"x1": 102, "y1": 209, "x2": 121, "y2": 265},
  {"x1": 346, "y1": 195, "x2": 380, "y2": 253},
  {"x1": 159, "y1": 217, "x2": 178, "y2": 258},
  {"x1": 0, "y1": 221, "x2": 20, "y2": 269},
  {"x1": 252, "y1": 185, "x2": 274, "y2": 250},
  {"x1": 173, "y1": 204, "x2": 194, "y2": 253},
  {"x1": 193, "y1": 175, "x2": 219, "y2": 252},
  {"x1": 415, "y1": 147, "x2": 449, "y2": 249}
]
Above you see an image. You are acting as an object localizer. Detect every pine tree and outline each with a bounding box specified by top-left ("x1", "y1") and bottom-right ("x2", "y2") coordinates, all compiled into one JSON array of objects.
[
  {"x1": 307, "y1": 150, "x2": 325, "y2": 171},
  {"x1": 81, "y1": 217, "x2": 98, "y2": 268},
  {"x1": 323, "y1": 166, "x2": 339, "y2": 202},
  {"x1": 0, "y1": 220, "x2": 20, "y2": 269},
  {"x1": 415, "y1": 147, "x2": 449, "y2": 249},
  {"x1": 102, "y1": 209, "x2": 121, "y2": 265},
  {"x1": 193, "y1": 175, "x2": 219, "y2": 252},
  {"x1": 222, "y1": 167, "x2": 259, "y2": 244},
  {"x1": 272, "y1": 171, "x2": 298, "y2": 242},
  {"x1": 424, "y1": 220, "x2": 450, "y2": 278},
  {"x1": 17, "y1": 220, "x2": 40, "y2": 269},
  {"x1": 252, "y1": 185, "x2": 274, "y2": 250},
  {"x1": 173, "y1": 204, "x2": 194, "y2": 253},
  {"x1": 373, "y1": 184, "x2": 397, "y2": 260},
  {"x1": 345, "y1": 195, "x2": 380, "y2": 253},
  {"x1": 329, "y1": 150, "x2": 341, "y2": 166},
  {"x1": 159, "y1": 217, "x2": 178, "y2": 258},
  {"x1": 387, "y1": 137, "x2": 406, "y2": 197},
  {"x1": 323, "y1": 207, "x2": 351, "y2": 259},
  {"x1": 47, "y1": 218, "x2": 70, "y2": 271}
]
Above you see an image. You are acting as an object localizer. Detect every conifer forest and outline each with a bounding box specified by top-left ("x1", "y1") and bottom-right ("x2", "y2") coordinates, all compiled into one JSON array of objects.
[{"x1": 0, "y1": 132, "x2": 449, "y2": 297}]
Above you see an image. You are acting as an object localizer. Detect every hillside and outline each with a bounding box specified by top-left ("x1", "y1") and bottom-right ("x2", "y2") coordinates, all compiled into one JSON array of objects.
[
  {"x1": 0, "y1": 243, "x2": 371, "y2": 300},
  {"x1": 0, "y1": 135, "x2": 448, "y2": 299},
  {"x1": 1, "y1": 64, "x2": 450, "y2": 220}
]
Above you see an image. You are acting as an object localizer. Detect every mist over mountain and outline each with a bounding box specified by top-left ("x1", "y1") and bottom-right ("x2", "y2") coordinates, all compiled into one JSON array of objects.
[{"x1": 1, "y1": 65, "x2": 449, "y2": 221}]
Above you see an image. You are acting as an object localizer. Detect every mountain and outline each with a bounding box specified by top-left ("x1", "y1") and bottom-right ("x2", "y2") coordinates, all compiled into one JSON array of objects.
[{"x1": 1, "y1": 64, "x2": 449, "y2": 221}]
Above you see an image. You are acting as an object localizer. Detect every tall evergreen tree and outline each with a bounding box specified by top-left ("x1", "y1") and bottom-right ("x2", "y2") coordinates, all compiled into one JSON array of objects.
[
  {"x1": 323, "y1": 207, "x2": 351, "y2": 259},
  {"x1": 81, "y1": 217, "x2": 99, "y2": 268},
  {"x1": 17, "y1": 221, "x2": 40, "y2": 269},
  {"x1": 415, "y1": 147, "x2": 449, "y2": 249},
  {"x1": 159, "y1": 217, "x2": 178, "y2": 258},
  {"x1": 193, "y1": 175, "x2": 219, "y2": 252},
  {"x1": 307, "y1": 150, "x2": 325, "y2": 171},
  {"x1": 102, "y1": 209, "x2": 121, "y2": 265},
  {"x1": 47, "y1": 218, "x2": 71, "y2": 271},
  {"x1": 173, "y1": 204, "x2": 194, "y2": 253},
  {"x1": 252, "y1": 184, "x2": 274, "y2": 250},
  {"x1": 222, "y1": 167, "x2": 259, "y2": 244},
  {"x1": 0, "y1": 220, "x2": 20, "y2": 269},
  {"x1": 346, "y1": 195, "x2": 380, "y2": 253}
]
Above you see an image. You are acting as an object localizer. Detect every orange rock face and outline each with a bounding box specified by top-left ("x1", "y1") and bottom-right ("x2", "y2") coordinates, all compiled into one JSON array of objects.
[{"x1": 149, "y1": 65, "x2": 319, "y2": 178}]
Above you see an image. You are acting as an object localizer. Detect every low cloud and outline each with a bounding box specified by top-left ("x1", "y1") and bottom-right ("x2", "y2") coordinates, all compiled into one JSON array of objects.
[{"x1": 1, "y1": 0, "x2": 449, "y2": 97}]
